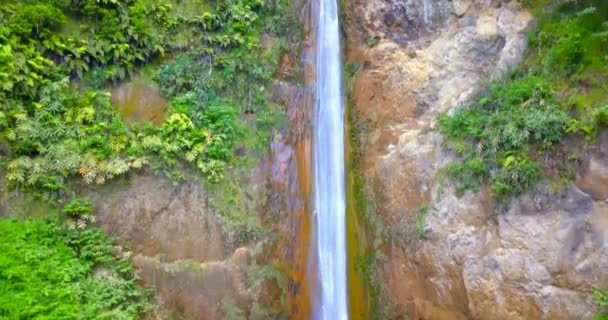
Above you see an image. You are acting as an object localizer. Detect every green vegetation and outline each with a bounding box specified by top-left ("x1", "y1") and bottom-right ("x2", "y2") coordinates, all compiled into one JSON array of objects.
[
  {"x1": 595, "y1": 288, "x2": 608, "y2": 320},
  {"x1": 351, "y1": 172, "x2": 386, "y2": 320},
  {"x1": 413, "y1": 201, "x2": 429, "y2": 239},
  {"x1": 366, "y1": 37, "x2": 379, "y2": 48},
  {"x1": 439, "y1": 0, "x2": 608, "y2": 201},
  {"x1": 62, "y1": 197, "x2": 96, "y2": 230},
  {"x1": 245, "y1": 263, "x2": 287, "y2": 318},
  {"x1": 438, "y1": 76, "x2": 558, "y2": 200},
  {"x1": 388, "y1": 200, "x2": 430, "y2": 250},
  {"x1": 0, "y1": 216, "x2": 155, "y2": 319},
  {"x1": 206, "y1": 164, "x2": 273, "y2": 247},
  {"x1": 0, "y1": 0, "x2": 298, "y2": 201},
  {"x1": 348, "y1": 92, "x2": 388, "y2": 318},
  {"x1": 0, "y1": 0, "x2": 300, "y2": 318}
]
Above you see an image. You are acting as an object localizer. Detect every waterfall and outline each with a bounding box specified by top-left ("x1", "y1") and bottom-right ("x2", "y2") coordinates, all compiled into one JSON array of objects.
[
  {"x1": 423, "y1": 0, "x2": 430, "y2": 26},
  {"x1": 313, "y1": 0, "x2": 348, "y2": 318}
]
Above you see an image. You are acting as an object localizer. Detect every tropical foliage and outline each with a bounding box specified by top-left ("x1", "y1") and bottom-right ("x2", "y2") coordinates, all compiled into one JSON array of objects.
[
  {"x1": 0, "y1": 216, "x2": 155, "y2": 319},
  {"x1": 0, "y1": 0, "x2": 299, "y2": 316},
  {"x1": 2, "y1": 76, "x2": 238, "y2": 195},
  {"x1": 439, "y1": 0, "x2": 608, "y2": 201},
  {"x1": 0, "y1": 0, "x2": 298, "y2": 200},
  {"x1": 595, "y1": 288, "x2": 608, "y2": 320}
]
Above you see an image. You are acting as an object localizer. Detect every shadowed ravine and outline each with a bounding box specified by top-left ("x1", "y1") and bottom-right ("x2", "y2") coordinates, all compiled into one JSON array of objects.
[{"x1": 313, "y1": 0, "x2": 348, "y2": 318}]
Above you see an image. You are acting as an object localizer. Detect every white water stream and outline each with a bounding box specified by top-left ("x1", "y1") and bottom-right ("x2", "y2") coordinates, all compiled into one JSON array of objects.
[{"x1": 313, "y1": 0, "x2": 348, "y2": 318}]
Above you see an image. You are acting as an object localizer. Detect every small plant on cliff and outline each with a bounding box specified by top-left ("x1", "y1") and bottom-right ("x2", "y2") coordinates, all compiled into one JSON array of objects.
[
  {"x1": 414, "y1": 201, "x2": 429, "y2": 238},
  {"x1": 439, "y1": 1, "x2": 608, "y2": 202},
  {"x1": 367, "y1": 37, "x2": 380, "y2": 48},
  {"x1": 439, "y1": 75, "x2": 565, "y2": 200},
  {"x1": 594, "y1": 288, "x2": 608, "y2": 320},
  {"x1": 63, "y1": 197, "x2": 96, "y2": 230},
  {"x1": 220, "y1": 296, "x2": 246, "y2": 320},
  {"x1": 351, "y1": 171, "x2": 388, "y2": 319},
  {"x1": 389, "y1": 200, "x2": 430, "y2": 248}
]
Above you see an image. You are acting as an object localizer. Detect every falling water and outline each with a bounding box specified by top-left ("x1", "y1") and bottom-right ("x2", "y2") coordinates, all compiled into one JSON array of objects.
[
  {"x1": 313, "y1": 0, "x2": 348, "y2": 318},
  {"x1": 423, "y1": 0, "x2": 430, "y2": 26}
]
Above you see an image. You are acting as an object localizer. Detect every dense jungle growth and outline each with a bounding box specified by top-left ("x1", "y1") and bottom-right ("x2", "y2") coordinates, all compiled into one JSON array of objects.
[
  {"x1": 0, "y1": 0, "x2": 299, "y2": 317},
  {"x1": 440, "y1": 0, "x2": 608, "y2": 201},
  {"x1": 0, "y1": 0, "x2": 298, "y2": 194},
  {"x1": 0, "y1": 215, "x2": 156, "y2": 319}
]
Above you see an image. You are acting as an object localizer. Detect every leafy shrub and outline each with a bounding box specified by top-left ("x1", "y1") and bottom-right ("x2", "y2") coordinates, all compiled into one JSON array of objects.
[
  {"x1": 592, "y1": 104, "x2": 608, "y2": 127},
  {"x1": 63, "y1": 197, "x2": 94, "y2": 217},
  {"x1": 446, "y1": 156, "x2": 491, "y2": 195},
  {"x1": 62, "y1": 197, "x2": 96, "y2": 230},
  {"x1": 0, "y1": 0, "x2": 166, "y2": 96},
  {"x1": 154, "y1": 48, "x2": 282, "y2": 153},
  {"x1": 0, "y1": 0, "x2": 298, "y2": 200},
  {"x1": 524, "y1": 107, "x2": 570, "y2": 149},
  {"x1": 1, "y1": 76, "x2": 240, "y2": 189},
  {"x1": 154, "y1": 55, "x2": 213, "y2": 104},
  {"x1": 414, "y1": 201, "x2": 429, "y2": 237},
  {"x1": 439, "y1": 1, "x2": 608, "y2": 201},
  {"x1": 594, "y1": 288, "x2": 608, "y2": 320},
  {"x1": 220, "y1": 296, "x2": 246, "y2": 320},
  {"x1": 0, "y1": 217, "x2": 155, "y2": 319},
  {"x1": 439, "y1": 75, "x2": 567, "y2": 200},
  {"x1": 491, "y1": 157, "x2": 542, "y2": 200}
]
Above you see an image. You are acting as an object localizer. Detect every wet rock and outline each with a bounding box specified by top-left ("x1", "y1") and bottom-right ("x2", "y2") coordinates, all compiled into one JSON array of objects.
[
  {"x1": 495, "y1": 4, "x2": 533, "y2": 73},
  {"x1": 79, "y1": 172, "x2": 282, "y2": 319},
  {"x1": 577, "y1": 157, "x2": 608, "y2": 200},
  {"x1": 495, "y1": 33, "x2": 528, "y2": 73}
]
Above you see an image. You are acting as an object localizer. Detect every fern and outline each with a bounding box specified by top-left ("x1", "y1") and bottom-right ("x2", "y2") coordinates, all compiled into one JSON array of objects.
[{"x1": 0, "y1": 217, "x2": 156, "y2": 319}]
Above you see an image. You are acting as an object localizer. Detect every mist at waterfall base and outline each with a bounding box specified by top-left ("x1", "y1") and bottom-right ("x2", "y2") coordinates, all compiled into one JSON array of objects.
[{"x1": 312, "y1": 0, "x2": 348, "y2": 318}]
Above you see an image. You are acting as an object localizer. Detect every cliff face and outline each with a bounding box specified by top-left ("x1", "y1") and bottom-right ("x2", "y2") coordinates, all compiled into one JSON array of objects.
[
  {"x1": 345, "y1": 1, "x2": 608, "y2": 319},
  {"x1": 0, "y1": 45, "x2": 305, "y2": 320},
  {"x1": 81, "y1": 168, "x2": 280, "y2": 319}
]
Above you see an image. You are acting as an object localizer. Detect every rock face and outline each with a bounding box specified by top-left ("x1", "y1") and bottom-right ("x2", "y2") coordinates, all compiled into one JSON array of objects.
[
  {"x1": 132, "y1": 249, "x2": 254, "y2": 319},
  {"x1": 76, "y1": 172, "x2": 281, "y2": 319},
  {"x1": 0, "y1": 171, "x2": 273, "y2": 320},
  {"x1": 346, "y1": 0, "x2": 608, "y2": 319},
  {"x1": 576, "y1": 131, "x2": 608, "y2": 201},
  {"x1": 86, "y1": 175, "x2": 225, "y2": 262},
  {"x1": 348, "y1": 0, "x2": 452, "y2": 45}
]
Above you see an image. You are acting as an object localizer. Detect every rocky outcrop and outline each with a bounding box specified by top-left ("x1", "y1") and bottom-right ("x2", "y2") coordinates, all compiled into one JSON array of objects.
[
  {"x1": 347, "y1": 0, "x2": 452, "y2": 45},
  {"x1": 461, "y1": 185, "x2": 606, "y2": 319},
  {"x1": 418, "y1": 182, "x2": 608, "y2": 320},
  {"x1": 0, "y1": 171, "x2": 274, "y2": 320},
  {"x1": 346, "y1": 0, "x2": 608, "y2": 319},
  {"x1": 576, "y1": 131, "x2": 608, "y2": 201},
  {"x1": 73, "y1": 170, "x2": 283, "y2": 320},
  {"x1": 86, "y1": 174, "x2": 225, "y2": 262},
  {"x1": 350, "y1": 0, "x2": 532, "y2": 226},
  {"x1": 132, "y1": 248, "x2": 255, "y2": 319}
]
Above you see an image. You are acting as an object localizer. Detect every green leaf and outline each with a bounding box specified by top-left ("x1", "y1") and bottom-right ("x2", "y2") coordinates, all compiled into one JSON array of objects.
[{"x1": 504, "y1": 155, "x2": 515, "y2": 168}]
